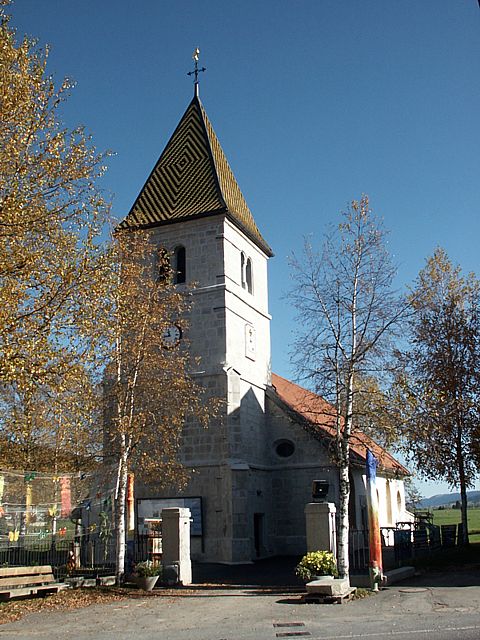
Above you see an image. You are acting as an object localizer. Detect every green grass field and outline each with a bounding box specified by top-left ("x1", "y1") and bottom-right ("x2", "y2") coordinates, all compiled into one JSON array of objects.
[{"x1": 431, "y1": 507, "x2": 480, "y2": 543}]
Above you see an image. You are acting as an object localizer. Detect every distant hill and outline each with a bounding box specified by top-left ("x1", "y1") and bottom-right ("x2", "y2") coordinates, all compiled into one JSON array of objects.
[{"x1": 417, "y1": 491, "x2": 480, "y2": 509}]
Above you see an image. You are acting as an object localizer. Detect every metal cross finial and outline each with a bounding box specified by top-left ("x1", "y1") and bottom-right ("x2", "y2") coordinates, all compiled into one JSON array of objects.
[{"x1": 187, "y1": 47, "x2": 206, "y2": 97}]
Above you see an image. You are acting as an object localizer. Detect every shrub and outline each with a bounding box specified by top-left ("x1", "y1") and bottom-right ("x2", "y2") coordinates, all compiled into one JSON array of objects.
[
  {"x1": 295, "y1": 550, "x2": 338, "y2": 581},
  {"x1": 134, "y1": 560, "x2": 162, "y2": 577}
]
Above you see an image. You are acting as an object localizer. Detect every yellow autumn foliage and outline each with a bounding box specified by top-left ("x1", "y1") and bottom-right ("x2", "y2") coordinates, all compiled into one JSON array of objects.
[{"x1": 0, "y1": 8, "x2": 111, "y2": 469}]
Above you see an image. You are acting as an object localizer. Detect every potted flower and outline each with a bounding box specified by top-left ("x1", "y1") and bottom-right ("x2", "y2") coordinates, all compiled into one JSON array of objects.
[
  {"x1": 295, "y1": 550, "x2": 338, "y2": 582},
  {"x1": 133, "y1": 560, "x2": 162, "y2": 591}
]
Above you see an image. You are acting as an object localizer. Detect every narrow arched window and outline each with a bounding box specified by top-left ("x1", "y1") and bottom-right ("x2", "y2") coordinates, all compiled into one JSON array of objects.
[
  {"x1": 386, "y1": 481, "x2": 393, "y2": 525},
  {"x1": 157, "y1": 247, "x2": 170, "y2": 283},
  {"x1": 173, "y1": 246, "x2": 186, "y2": 284},
  {"x1": 240, "y1": 252, "x2": 246, "y2": 289},
  {"x1": 246, "y1": 257, "x2": 253, "y2": 294}
]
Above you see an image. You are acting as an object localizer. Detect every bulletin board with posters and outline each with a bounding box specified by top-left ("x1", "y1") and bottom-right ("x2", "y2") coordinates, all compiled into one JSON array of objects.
[{"x1": 137, "y1": 497, "x2": 203, "y2": 536}]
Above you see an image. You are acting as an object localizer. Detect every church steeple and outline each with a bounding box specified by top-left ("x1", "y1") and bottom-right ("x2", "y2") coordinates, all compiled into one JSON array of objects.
[
  {"x1": 120, "y1": 66, "x2": 274, "y2": 566},
  {"x1": 119, "y1": 92, "x2": 273, "y2": 257}
]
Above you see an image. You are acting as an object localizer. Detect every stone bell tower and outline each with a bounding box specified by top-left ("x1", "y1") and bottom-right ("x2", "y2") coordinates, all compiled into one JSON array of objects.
[{"x1": 119, "y1": 68, "x2": 273, "y2": 562}]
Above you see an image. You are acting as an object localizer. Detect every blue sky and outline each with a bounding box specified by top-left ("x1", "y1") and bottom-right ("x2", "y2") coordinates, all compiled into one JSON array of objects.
[{"x1": 9, "y1": 1, "x2": 480, "y2": 497}]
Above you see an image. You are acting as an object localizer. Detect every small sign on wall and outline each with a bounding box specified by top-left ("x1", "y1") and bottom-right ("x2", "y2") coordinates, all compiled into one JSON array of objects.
[{"x1": 245, "y1": 323, "x2": 256, "y2": 360}]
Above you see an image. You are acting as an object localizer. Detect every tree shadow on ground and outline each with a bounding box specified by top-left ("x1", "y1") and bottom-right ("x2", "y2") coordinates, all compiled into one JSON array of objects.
[{"x1": 397, "y1": 567, "x2": 480, "y2": 588}]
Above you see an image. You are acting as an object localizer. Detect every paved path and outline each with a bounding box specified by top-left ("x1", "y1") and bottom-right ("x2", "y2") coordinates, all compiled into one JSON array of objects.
[{"x1": 1, "y1": 568, "x2": 479, "y2": 640}]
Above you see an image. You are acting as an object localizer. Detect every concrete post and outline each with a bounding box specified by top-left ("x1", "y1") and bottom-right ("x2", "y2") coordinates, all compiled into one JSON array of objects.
[
  {"x1": 161, "y1": 507, "x2": 192, "y2": 585},
  {"x1": 304, "y1": 502, "x2": 337, "y2": 558}
]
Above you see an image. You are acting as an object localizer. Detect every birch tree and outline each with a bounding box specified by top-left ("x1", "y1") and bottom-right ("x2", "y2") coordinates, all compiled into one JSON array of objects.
[
  {"x1": 0, "y1": 8, "x2": 110, "y2": 464},
  {"x1": 393, "y1": 249, "x2": 480, "y2": 545},
  {"x1": 103, "y1": 233, "x2": 218, "y2": 583},
  {"x1": 289, "y1": 195, "x2": 407, "y2": 578}
]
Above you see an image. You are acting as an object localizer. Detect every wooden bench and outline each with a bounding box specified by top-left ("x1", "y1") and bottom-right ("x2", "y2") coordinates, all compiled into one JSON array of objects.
[{"x1": 0, "y1": 565, "x2": 68, "y2": 600}]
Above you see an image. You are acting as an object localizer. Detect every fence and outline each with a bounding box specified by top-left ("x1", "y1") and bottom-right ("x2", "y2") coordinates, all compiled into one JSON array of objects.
[
  {"x1": 349, "y1": 520, "x2": 454, "y2": 574},
  {"x1": 0, "y1": 533, "x2": 163, "y2": 579},
  {"x1": 0, "y1": 539, "x2": 71, "y2": 579},
  {"x1": 0, "y1": 534, "x2": 118, "y2": 579},
  {"x1": 0, "y1": 524, "x2": 463, "y2": 578}
]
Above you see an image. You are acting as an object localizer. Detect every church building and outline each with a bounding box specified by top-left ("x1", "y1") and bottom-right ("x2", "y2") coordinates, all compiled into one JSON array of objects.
[{"x1": 119, "y1": 78, "x2": 411, "y2": 564}]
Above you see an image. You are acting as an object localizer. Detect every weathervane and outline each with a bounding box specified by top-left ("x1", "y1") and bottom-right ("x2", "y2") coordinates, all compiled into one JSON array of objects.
[{"x1": 187, "y1": 47, "x2": 206, "y2": 96}]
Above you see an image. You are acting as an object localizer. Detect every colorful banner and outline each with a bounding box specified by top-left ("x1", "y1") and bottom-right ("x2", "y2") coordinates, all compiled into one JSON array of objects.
[
  {"x1": 25, "y1": 481, "x2": 33, "y2": 525},
  {"x1": 60, "y1": 477, "x2": 71, "y2": 518},
  {"x1": 366, "y1": 449, "x2": 383, "y2": 588},
  {"x1": 127, "y1": 473, "x2": 135, "y2": 534}
]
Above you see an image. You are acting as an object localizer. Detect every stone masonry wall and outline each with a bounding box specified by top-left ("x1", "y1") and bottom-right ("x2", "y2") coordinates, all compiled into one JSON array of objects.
[{"x1": 140, "y1": 214, "x2": 275, "y2": 563}]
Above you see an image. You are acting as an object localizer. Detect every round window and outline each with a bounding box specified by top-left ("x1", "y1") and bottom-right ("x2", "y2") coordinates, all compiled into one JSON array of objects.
[{"x1": 274, "y1": 439, "x2": 295, "y2": 458}]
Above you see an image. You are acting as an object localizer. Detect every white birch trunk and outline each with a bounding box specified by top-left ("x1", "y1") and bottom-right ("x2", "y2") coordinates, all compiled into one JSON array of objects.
[
  {"x1": 337, "y1": 462, "x2": 350, "y2": 578},
  {"x1": 337, "y1": 370, "x2": 353, "y2": 578},
  {"x1": 115, "y1": 446, "x2": 128, "y2": 584}
]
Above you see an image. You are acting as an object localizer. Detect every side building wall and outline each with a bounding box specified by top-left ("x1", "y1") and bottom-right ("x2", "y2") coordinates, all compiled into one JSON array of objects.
[{"x1": 264, "y1": 396, "x2": 338, "y2": 556}]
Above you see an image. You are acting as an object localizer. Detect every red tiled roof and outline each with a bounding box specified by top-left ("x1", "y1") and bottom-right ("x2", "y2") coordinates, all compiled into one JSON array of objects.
[{"x1": 270, "y1": 373, "x2": 409, "y2": 476}]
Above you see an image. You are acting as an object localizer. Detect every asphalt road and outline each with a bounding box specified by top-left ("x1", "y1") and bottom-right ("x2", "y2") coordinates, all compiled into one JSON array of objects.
[{"x1": 1, "y1": 568, "x2": 479, "y2": 640}]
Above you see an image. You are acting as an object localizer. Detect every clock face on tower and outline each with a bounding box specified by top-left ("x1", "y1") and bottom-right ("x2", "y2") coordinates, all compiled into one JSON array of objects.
[{"x1": 161, "y1": 324, "x2": 182, "y2": 348}]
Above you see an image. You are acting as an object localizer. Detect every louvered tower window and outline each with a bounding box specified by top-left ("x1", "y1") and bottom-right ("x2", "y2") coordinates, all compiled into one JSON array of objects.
[
  {"x1": 173, "y1": 246, "x2": 186, "y2": 284},
  {"x1": 241, "y1": 252, "x2": 246, "y2": 289},
  {"x1": 246, "y1": 257, "x2": 253, "y2": 294}
]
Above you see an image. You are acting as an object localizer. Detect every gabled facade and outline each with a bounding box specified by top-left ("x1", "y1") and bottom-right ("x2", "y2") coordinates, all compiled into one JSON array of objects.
[
  {"x1": 122, "y1": 89, "x2": 410, "y2": 564},
  {"x1": 267, "y1": 374, "x2": 412, "y2": 549}
]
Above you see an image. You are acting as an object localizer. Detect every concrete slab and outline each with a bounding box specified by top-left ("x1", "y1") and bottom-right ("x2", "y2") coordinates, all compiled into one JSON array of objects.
[{"x1": 306, "y1": 577, "x2": 350, "y2": 596}]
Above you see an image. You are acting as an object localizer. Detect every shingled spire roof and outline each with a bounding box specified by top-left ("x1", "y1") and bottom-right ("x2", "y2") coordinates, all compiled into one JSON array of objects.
[{"x1": 119, "y1": 95, "x2": 273, "y2": 257}]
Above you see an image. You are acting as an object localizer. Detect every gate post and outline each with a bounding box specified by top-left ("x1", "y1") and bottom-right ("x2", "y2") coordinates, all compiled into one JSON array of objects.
[
  {"x1": 161, "y1": 507, "x2": 192, "y2": 585},
  {"x1": 304, "y1": 502, "x2": 337, "y2": 558}
]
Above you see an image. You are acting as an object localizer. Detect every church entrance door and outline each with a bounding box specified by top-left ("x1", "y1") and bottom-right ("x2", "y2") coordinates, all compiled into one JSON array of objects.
[{"x1": 254, "y1": 513, "x2": 264, "y2": 558}]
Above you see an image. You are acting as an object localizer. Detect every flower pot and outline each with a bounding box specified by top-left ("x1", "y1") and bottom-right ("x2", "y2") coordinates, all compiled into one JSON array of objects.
[{"x1": 134, "y1": 575, "x2": 159, "y2": 591}]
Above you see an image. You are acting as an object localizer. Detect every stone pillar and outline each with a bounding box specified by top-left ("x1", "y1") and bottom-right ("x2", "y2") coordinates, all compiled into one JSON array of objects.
[
  {"x1": 161, "y1": 507, "x2": 192, "y2": 585},
  {"x1": 304, "y1": 502, "x2": 337, "y2": 558}
]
